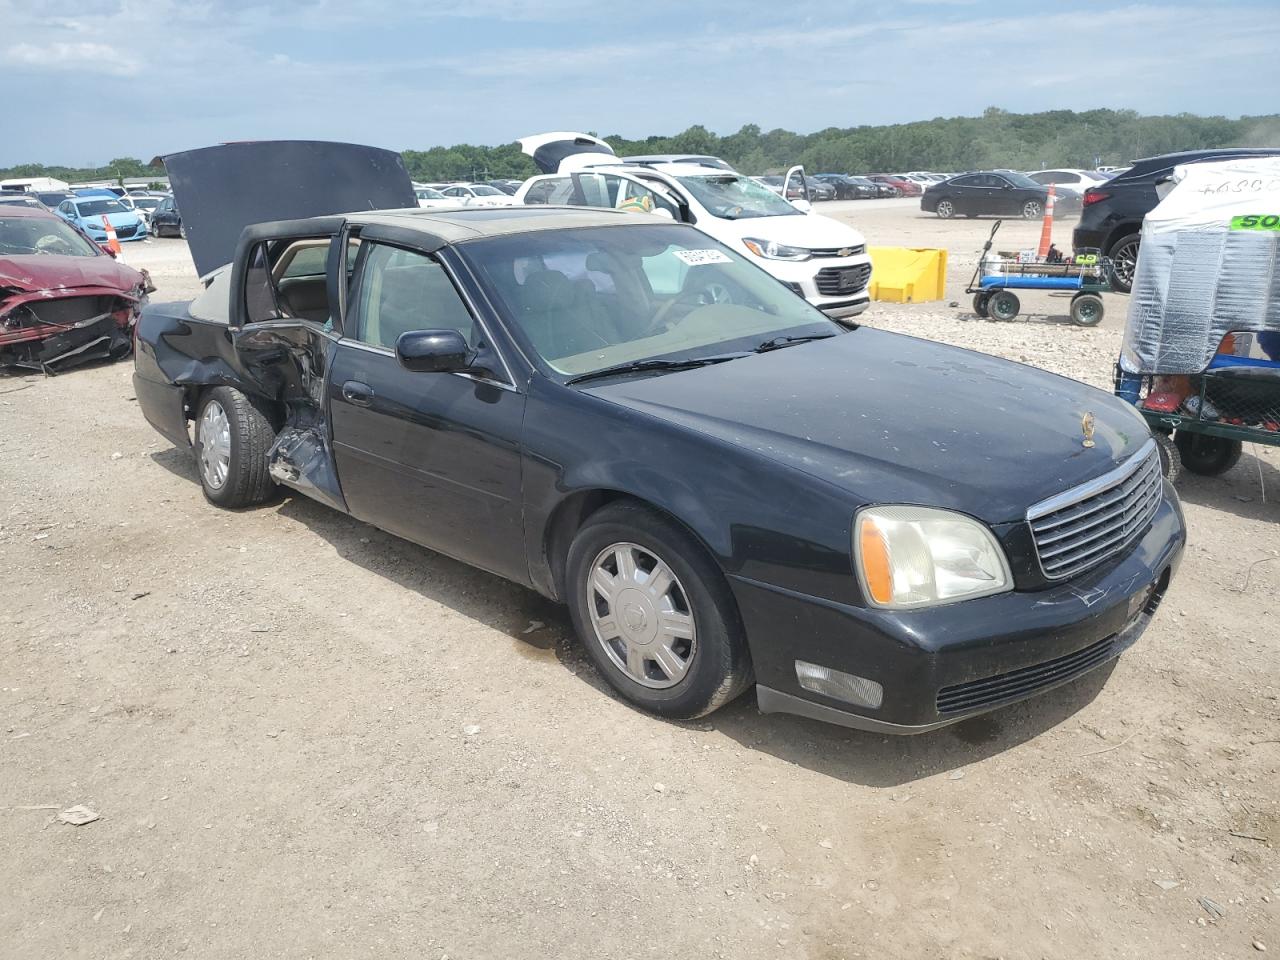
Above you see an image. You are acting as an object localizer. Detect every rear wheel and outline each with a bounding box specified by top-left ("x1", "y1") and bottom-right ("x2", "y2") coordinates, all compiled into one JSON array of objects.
[
  {"x1": 1069, "y1": 293, "x2": 1104, "y2": 326},
  {"x1": 988, "y1": 290, "x2": 1021, "y2": 321},
  {"x1": 972, "y1": 292, "x2": 991, "y2": 317},
  {"x1": 1107, "y1": 234, "x2": 1141, "y2": 294},
  {"x1": 1174, "y1": 431, "x2": 1242, "y2": 476},
  {"x1": 194, "y1": 387, "x2": 278, "y2": 507},
  {"x1": 1022, "y1": 199, "x2": 1044, "y2": 219},
  {"x1": 935, "y1": 198, "x2": 955, "y2": 219},
  {"x1": 565, "y1": 501, "x2": 753, "y2": 719}
]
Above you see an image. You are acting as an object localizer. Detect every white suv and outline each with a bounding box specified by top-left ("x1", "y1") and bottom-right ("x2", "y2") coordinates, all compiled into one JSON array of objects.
[{"x1": 515, "y1": 133, "x2": 874, "y2": 320}]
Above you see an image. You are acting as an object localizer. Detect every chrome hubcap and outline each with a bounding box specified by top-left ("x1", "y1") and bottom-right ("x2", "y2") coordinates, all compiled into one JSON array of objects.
[
  {"x1": 197, "y1": 400, "x2": 231, "y2": 490},
  {"x1": 1114, "y1": 244, "x2": 1137, "y2": 282},
  {"x1": 1025, "y1": 201, "x2": 1042, "y2": 218},
  {"x1": 587, "y1": 542, "x2": 696, "y2": 689},
  {"x1": 938, "y1": 201, "x2": 953, "y2": 217}
]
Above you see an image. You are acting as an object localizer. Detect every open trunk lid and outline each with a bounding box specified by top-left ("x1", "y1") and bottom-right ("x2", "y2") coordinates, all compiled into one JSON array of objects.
[
  {"x1": 161, "y1": 140, "x2": 417, "y2": 278},
  {"x1": 518, "y1": 132, "x2": 619, "y2": 174}
]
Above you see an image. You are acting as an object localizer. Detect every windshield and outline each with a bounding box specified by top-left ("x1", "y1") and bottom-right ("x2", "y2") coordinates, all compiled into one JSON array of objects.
[
  {"x1": 417, "y1": 188, "x2": 445, "y2": 199},
  {"x1": 132, "y1": 198, "x2": 160, "y2": 211},
  {"x1": 460, "y1": 223, "x2": 838, "y2": 378},
  {"x1": 1001, "y1": 172, "x2": 1043, "y2": 189},
  {"x1": 75, "y1": 199, "x2": 128, "y2": 216},
  {"x1": 0, "y1": 215, "x2": 101, "y2": 257},
  {"x1": 469, "y1": 185, "x2": 504, "y2": 196},
  {"x1": 676, "y1": 174, "x2": 801, "y2": 220}
]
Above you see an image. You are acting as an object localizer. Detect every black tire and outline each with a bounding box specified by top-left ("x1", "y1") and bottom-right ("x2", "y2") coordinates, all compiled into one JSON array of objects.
[
  {"x1": 988, "y1": 290, "x2": 1021, "y2": 321},
  {"x1": 193, "y1": 386, "x2": 278, "y2": 508},
  {"x1": 1155, "y1": 433, "x2": 1181, "y2": 484},
  {"x1": 1070, "y1": 293, "x2": 1104, "y2": 326},
  {"x1": 1174, "y1": 431, "x2": 1242, "y2": 477},
  {"x1": 972, "y1": 292, "x2": 991, "y2": 317},
  {"x1": 1022, "y1": 199, "x2": 1044, "y2": 219},
  {"x1": 935, "y1": 198, "x2": 956, "y2": 219},
  {"x1": 565, "y1": 501, "x2": 753, "y2": 720},
  {"x1": 1107, "y1": 233, "x2": 1141, "y2": 294}
]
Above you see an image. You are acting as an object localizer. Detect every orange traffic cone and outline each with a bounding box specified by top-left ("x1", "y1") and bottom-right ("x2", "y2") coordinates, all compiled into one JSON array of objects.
[
  {"x1": 100, "y1": 215, "x2": 122, "y2": 256},
  {"x1": 1036, "y1": 185, "x2": 1056, "y2": 258}
]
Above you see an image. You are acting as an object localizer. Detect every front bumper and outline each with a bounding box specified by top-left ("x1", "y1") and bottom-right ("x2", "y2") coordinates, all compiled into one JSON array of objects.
[
  {"x1": 761, "y1": 254, "x2": 874, "y2": 319},
  {"x1": 734, "y1": 488, "x2": 1185, "y2": 733}
]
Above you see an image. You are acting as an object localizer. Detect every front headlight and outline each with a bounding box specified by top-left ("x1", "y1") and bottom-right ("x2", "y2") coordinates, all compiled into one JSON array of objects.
[
  {"x1": 854, "y1": 505, "x2": 1012, "y2": 609},
  {"x1": 742, "y1": 238, "x2": 811, "y2": 261}
]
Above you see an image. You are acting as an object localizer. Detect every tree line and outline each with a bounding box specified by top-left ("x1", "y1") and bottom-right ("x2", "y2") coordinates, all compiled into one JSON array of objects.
[{"x1": 5, "y1": 108, "x2": 1278, "y2": 186}]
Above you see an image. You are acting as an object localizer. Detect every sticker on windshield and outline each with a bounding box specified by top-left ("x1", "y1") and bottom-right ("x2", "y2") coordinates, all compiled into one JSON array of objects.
[{"x1": 673, "y1": 249, "x2": 733, "y2": 266}]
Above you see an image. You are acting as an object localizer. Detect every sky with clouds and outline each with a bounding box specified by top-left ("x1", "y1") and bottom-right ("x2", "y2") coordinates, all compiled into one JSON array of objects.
[{"x1": 5, "y1": 0, "x2": 1279, "y2": 167}]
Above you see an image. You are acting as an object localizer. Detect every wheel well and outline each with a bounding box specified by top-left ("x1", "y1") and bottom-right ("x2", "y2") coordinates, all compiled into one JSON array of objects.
[
  {"x1": 542, "y1": 490, "x2": 720, "y2": 602},
  {"x1": 1105, "y1": 224, "x2": 1141, "y2": 254}
]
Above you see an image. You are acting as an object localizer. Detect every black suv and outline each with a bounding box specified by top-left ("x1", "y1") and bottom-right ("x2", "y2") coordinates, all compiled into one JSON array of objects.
[{"x1": 1073, "y1": 147, "x2": 1280, "y2": 293}]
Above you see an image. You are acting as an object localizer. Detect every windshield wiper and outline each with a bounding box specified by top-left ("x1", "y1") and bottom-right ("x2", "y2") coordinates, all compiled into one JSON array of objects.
[
  {"x1": 565, "y1": 354, "x2": 744, "y2": 386},
  {"x1": 753, "y1": 333, "x2": 838, "y2": 353}
]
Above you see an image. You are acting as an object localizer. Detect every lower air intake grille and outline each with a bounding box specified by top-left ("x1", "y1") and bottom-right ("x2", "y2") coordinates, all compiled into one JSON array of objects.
[
  {"x1": 936, "y1": 636, "x2": 1117, "y2": 715},
  {"x1": 1027, "y1": 440, "x2": 1162, "y2": 580},
  {"x1": 815, "y1": 263, "x2": 872, "y2": 297}
]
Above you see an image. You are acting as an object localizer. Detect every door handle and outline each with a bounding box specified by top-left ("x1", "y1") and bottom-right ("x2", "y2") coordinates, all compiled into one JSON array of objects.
[{"x1": 342, "y1": 380, "x2": 374, "y2": 407}]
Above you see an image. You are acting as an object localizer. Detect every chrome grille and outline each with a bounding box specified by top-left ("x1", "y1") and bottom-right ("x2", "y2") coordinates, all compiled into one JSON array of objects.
[
  {"x1": 810, "y1": 244, "x2": 866, "y2": 259},
  {"x1": 815, "y1": 263, "x2": 872, "y2": 296},
  {"x1": 1027, "y1": 439, "x2": 1162, "y2": 580}
]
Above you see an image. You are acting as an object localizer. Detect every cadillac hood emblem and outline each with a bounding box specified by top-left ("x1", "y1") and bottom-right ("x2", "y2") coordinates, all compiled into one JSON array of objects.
[{"x1": 1081, "y1": 412, "x2": 1096, "y2": 448}]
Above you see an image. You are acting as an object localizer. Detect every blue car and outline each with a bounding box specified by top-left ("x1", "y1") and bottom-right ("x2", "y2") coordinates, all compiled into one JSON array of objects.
[{"x1": 55, "y1": 194, "x2": 148, "y2": 242}]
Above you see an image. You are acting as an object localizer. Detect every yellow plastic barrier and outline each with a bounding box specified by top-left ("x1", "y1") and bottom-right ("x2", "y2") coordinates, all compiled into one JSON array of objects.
[{"x1": 866, "y1": 247, "x2": 948, "y2": 303}]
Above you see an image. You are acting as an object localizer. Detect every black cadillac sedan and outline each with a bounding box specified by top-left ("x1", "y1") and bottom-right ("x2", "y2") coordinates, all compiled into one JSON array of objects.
[
  {"x1": 133, "y1": 143, "x2": 1184, "y2": 733},
  {"x1": 922, "y1": 172, "x2": 1050, "y2": 219}
]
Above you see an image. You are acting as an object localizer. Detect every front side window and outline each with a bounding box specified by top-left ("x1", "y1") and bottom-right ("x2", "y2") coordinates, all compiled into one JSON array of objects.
[
  {"x1": 351, "y1": 242, "x2": 475, "y2": 350},
  {"x1": 460, "y1": 223, "x2": 838, "y2": 377},
  {"x1": 675, "y1": 174, "x2": 801, "y2": 220}
]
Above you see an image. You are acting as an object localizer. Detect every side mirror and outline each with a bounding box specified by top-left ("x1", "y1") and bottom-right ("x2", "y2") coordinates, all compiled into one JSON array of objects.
[
  {"x1": 790, "y1": 199, "x2": 813, "y2": 213},
  {"x1": 1001, "y1": 183, "x2": 1014, "y2": 190},
  {"x1": 395, "y1": 329, "x2": 472, "y2": 373},
  {"x1": 99, "y1": 243, "x2": 117, "y2": 258}
]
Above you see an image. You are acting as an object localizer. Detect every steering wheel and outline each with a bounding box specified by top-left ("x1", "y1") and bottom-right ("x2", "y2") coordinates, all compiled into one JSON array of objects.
[
  {"x1": 35, "y1": 234, "x2": 72, "y2": 255},
  {"x1": 643, "y1": 281, "x2": 736, "y2": 337}
]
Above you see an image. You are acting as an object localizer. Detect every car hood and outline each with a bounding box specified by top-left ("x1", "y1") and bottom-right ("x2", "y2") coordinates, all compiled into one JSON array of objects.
[
  {"x1": 709, "y1": 210, "x2": 867, "y2": 248},
  {"x1": 162, "y1": 140, "x2": 417, "y2": 277},
  {"x1": 82, "y1": 211, "x2": 141, "y2": 229},
  {"x1": 0, "y1": 253, "x2": 142, "y2": 294},
  {"x1": 583, "y1": 329, "x2": 1151, "y2": 523}
]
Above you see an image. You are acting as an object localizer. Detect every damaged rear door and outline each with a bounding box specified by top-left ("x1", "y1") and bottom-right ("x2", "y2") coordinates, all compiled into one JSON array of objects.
[{"x1": 228, "y1": 219, "x2": 356, "y2": 512}]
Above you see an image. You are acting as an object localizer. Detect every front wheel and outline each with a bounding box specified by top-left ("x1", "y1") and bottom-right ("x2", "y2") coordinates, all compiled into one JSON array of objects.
[
  {"x1": 194, "y1": 387, "x2": 278, "y2": 507},
  {"x1": 1022, "y1": 199, "x2": 1044, "y2": 219},
  {"x1": 1070, "y1": 293, "x2": 1104, "y2": 326},
  {"x1": 1174, "y1": 431, "x2": 1242, "y2": 476},
  {"x1": 935, "y1": 199, "x2": 955, "y2": 219},
  {"x1": 1155, "y1": 433, "x2": 1181, "y2": 483},
  {"x1": 1108, "y1": 234, "x2": 1141, "y2": 294},
  {"x1": 565, "y1": 502, "x2": 753, "y2": 719}
]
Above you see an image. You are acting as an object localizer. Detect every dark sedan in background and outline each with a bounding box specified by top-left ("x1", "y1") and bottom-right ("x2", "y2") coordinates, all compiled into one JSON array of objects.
[
  {"x1": 922, "y1": 172, "x2": 1050, "y2": 219},
  {"x1": 1072, "y1": 147, "x2": 1280, "y2": 293},
  {"x1": 811, "y1": 174, "x2": 878, "y2": 200},
  {"x1": 149, "y1": 195, "x2": 183, "y2": 237}
]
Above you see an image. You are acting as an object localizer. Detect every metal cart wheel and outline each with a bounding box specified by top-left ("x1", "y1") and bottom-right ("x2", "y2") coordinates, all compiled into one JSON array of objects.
[
  {"x1": 972, "y1": 292, "x2": 991, "y2": 317},
  {"x1": 1174, "y1": 432, "x2": 1242, "y2": 476},
  {"x1": 1070, "y1": 293, "x2": 1105, "y2": 327},
  {"x1": 988, "y1": 290, "x2": 1021, "y2": 321}
]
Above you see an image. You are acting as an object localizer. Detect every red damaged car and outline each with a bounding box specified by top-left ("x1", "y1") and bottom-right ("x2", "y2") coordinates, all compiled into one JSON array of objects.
[{"x1": 1, "y1": 205, "x2": 152, "y2": 373}]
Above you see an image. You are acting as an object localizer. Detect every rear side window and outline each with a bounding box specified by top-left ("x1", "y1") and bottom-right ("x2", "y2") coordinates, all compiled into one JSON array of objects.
[{"x1": 524, "y1": 178, "x2": 576, "y2": 205}]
